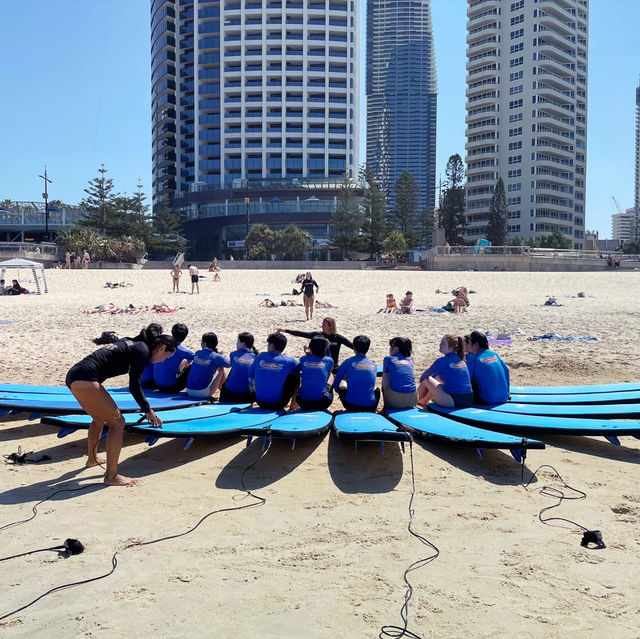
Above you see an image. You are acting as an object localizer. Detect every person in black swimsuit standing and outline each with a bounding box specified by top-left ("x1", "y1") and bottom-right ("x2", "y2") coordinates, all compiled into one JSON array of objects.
[
  {"x1": 65, "y1": 324, "x2": 177, "y2": 486},
  {"x1": 300, "y1": 271, "x2": 319, "y2": 320}
]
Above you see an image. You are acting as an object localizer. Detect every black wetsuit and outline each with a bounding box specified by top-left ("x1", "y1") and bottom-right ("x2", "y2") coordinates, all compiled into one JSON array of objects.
[
  {"x1": 284, "y1": 329, "x2": 353, "y2": 373},
  {"x1": 65, "y1": 340, "x2": 152, "y2": 413},
  {"x1": 300, "y1": 278, "x2": 318, "y2": 297}
]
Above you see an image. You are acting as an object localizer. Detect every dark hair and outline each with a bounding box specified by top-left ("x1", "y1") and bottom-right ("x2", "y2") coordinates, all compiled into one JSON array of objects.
[
  {"x1": 353, "y1": 335, "x2": 371, "y2": 355},
  {"x1": 171, "y1": 323, "x2": 189, "y2": 343},
  {"x1": 443, "y1": 334, "x2": 466, "y2": 360},
  {"x1": 133, "y1": 323, "x2": 163, "y2": 348},
  {"x1": 155, "y1": 334, "x2": 178, "y2": 354},
  {"x1": 309, "y1": 335, "x2": 328, "y2": 357},
  {"x1": 405, "y1": 291, "x2": 412, "y2": 296},
  {"x1": 389, "y1": 336, "x2": 412, "y2": 357},
  {"x1": 267, "y1": 332, "x2": 287, "y2": 352},
  {"x1": 238, "y1": 332, "x2": 258, "y2": 355},
  {"x1": 201, "y1": 332, "x2": 219, "y2": 351},
  {"x1": 468, "y1": 330, "x2": 489, "y2": 351}
]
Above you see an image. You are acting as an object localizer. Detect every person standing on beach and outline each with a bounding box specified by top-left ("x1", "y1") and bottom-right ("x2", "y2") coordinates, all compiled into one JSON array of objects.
[
  {"x1": 171, "y1": 264, "x2": 183, "y2": 293},
  {"x1": 65, "y1": 250, "x2": 71, "y2": 269},
  {"x1": 188, "y1": 264, "x2": 200, "y2": 294},
  {"x1": 65, "y1": 324, "x2": 177, "y2": 486},
  {"x1": 82, "y1": 250, "x2": 91, "y2": 269},
  {"x1": 300, "y1": 272, "x2": 319, "y2": 320}
]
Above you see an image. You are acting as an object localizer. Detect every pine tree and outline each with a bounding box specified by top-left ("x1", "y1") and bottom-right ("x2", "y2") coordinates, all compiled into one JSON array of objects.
[
  {"x1": 78, "y1": 164, "x2": 117, "y2": 234},
  {"x1": 331, "y1": 173, "x2": 364, "y2": 257},
  {"x1": 486, "y1": 177, "x2": 508, "y2": 245},
  {"x1": 359, "y1": 163, "x2": 388, "y2": 258},
  {"x1": 391, "y1": 171, "x2": 419, "y2": 248},
  {"x1": 439, "y1": 154, "x2": 467, "y2": 245}
]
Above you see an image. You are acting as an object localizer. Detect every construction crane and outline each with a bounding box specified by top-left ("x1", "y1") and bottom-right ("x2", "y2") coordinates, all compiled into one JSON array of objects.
[{"x1": 612, "y1": 196, "x2": 624, "y2": 214}]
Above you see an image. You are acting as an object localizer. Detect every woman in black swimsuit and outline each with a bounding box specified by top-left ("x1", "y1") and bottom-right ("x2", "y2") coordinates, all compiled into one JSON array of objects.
[
  {"x1": 277, "y1": 317, "x2": 353, "y2": 374},
  {"x1": 66, "y1": 324, "x2": 177, "y2": 486},
  {"x1": 300, "y1": 271, "x2": 319, "y2": 320}
]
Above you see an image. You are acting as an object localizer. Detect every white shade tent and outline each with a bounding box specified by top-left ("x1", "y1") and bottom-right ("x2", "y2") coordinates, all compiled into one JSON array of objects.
[{"x1": 0, "y1": 258, "x2": 48, "y2": 294}]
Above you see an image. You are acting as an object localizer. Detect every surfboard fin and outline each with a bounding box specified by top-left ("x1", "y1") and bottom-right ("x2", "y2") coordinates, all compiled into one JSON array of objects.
[{"x1": 604, "y1": 435, "x2": 621, "y2": 446}]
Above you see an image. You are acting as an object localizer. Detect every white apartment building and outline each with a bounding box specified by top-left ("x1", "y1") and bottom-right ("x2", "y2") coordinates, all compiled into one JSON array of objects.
[
  {"x1": 465, "y1": 0, "x2": 588, "y2": 248},
  {"x1": 612, "y1": 208, "x2": 636, "y2": 244},
  {"x1": 635, "y1": 77, "x2": 639, "y2": 217}
]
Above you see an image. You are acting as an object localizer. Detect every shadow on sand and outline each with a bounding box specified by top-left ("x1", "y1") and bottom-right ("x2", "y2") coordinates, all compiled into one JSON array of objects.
[
  {"x1": 327, "y1": 431, "x2": 405, "y2": 494},
  {"x1": 540, "y1": 434, "x2": 640, "y2": 464},
  {"x1": 215, "y1": 433, "x2": 326, "y2": 491}
]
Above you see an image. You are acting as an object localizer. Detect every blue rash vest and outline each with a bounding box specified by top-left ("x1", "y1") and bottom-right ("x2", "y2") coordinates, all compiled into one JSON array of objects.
[
  {"x1": 383, "y1": 354, "x2": 417, "y2": 393},
  {"x1": 249, "y1": 351, "x2": 300, "y2": 404},
  {"x1": 466, "y1": 349, "x2": 510, "y2": 404},
  {"x1": 298, "y1": 354, "x2": 334, "y2": 401},
  {"x1": 420, "y1": 352, "x2": 472, "y2": 395},
  {"x1": 186, "y1": 348, "x2": 231, "y2": 391},
  {"x1": 333, "y1": 354, "x2": 377, "y2": 407},
  {"x1": 224, "y1": 348, "x2": 257, "y2": 394}
]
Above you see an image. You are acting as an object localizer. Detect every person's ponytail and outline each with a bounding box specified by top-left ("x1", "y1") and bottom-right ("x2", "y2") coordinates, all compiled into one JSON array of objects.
[
  {"x1": 455, "y1": 335, "x2": 466, "y2": 361},
  {"x1": 133, "y1": 323, "x2": 164, "y2": 348}
]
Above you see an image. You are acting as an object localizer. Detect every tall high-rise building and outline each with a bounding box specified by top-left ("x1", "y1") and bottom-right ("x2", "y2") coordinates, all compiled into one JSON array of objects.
[
  {"x1": 150, "y1": 0, "x2": 361, "y2": 259},
  {"x1": 366, "y1": 0, "x2": 437, "y2": 209},
  {"x1": 465, "y1": 0, "x2": 588, "y2": 248},
  {"x1": 635, "y1": 77, "x2": 640, "y2": 217}
]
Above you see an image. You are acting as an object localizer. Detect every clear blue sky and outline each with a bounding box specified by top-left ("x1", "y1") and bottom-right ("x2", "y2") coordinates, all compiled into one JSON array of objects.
[{"x1": 0, "y1": 1, "x2": 638, "y2": 237}]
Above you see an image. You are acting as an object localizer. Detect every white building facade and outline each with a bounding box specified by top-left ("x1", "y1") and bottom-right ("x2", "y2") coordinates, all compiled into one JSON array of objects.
[
  {"x1": 465, "y1": 0, "x2": 588, "y2": 248},
  {"x1": 635, "y1": 77, "x2": 639, "y2": 218},
  {"x1": 612, "y1": 208, "x2": 636, "y2": 244}
]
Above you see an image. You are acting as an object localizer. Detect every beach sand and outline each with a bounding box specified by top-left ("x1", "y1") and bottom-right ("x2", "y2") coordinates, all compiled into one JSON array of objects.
[{"x1": 0, "y1": 268, "x2": 639, "y2": 638}]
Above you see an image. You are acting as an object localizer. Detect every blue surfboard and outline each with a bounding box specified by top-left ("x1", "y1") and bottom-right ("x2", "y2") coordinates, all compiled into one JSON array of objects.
[
  {"x1": 126, "y1": 407, "x2": 283, "y2": 439},
  {"x1": 41, "y1": 403, "x2": 251, "y2": 429},
  {"x1": 428, "y1": 405, "x2": 640, "y2": 440},
  {"x1": 508, "y1": 390, "x2": 640, "y2": 405},
  {"x1": 269, "y1": 410, "x2": 333, "y2": 439},
  {"x1": 333, "y1": 412, "x2": 412, "y2": 443},
  {"x1": 385, "y1": 407, "x2": 545, "y2": 450},
  {"x1": 510, "y1": 382, "x2": 640, "y2": 395},
  {"x1": 0, "y1": 391, "x2": 206, "y2": 416},
  {"x1": 488, "y1": 402, "x2": 640, "y2": 420},
  {"x1": 0, "y1": 383, "x2": 129, "y2": 395}
]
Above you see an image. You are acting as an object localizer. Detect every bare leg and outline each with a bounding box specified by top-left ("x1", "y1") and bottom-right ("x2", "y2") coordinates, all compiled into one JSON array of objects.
[
  {"x1": 86, "y1": 419, "x2": 106, "y2": 467},
  {"x1": 69, "y1": 381, "x2": 137, "y2": 486},
  {"x1": 420, "y1": 377, "x2": 455, "y2": 408},
  {"x1": 308, "y1": 295, "x2": 314, "y2": 320}
]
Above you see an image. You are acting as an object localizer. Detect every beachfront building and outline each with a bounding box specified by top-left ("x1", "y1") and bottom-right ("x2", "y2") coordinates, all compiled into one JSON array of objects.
[
  {"x1": 464, "y1": 0, "x2": 588, "y2": 248},
  {"x1": 150, "y1": 0, "x2": 361, "y2": 259},
  {"x1": 635, "y1": 77, "x2": 640, "y2": 219},
  {"x1": 611, "y1": 208, "x2": 636, "y2": 244},
  {"x1": 366, "y1": 0, "x2": 437, "y2": 210}
]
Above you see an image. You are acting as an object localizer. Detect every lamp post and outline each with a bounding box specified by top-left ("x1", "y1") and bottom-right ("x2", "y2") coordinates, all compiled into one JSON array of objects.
[{"x1": 38, "y1": 167, "x2": 52, "y2": 242}]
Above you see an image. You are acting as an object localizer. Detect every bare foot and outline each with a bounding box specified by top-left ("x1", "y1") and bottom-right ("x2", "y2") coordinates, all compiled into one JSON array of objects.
[
  {"x1": 104, "y1": 474, "x2": 138, "y2": 487},
  {"x1": 86, "y1": 457, "x2": 107, "y2": 468}
]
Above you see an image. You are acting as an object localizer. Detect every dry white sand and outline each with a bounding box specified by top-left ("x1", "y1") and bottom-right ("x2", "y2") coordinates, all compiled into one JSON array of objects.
[{"x1": 0, "y1": 268, "x2": 639, "y2": 638}]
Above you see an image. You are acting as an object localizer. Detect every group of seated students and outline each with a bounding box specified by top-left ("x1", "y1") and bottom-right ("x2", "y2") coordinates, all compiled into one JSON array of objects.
[
  {"x1": 0, "y1": 279, "x2": 29, "y2": 295},
  {"x1": 140, "y1": 320, "x2": 509, "y2": 413}
]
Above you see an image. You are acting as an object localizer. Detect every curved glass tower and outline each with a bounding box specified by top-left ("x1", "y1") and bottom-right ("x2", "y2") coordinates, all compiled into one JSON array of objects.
[
  {"x1": 366, "y1": 0, "x2": 438, "y2": 209},
  {"x1": 150, "y1": 0, "x2": 361, "y2": 258}
]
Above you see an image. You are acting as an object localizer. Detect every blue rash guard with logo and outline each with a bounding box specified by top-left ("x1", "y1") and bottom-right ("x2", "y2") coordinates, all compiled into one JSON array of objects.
[
  {"x1": 333, "y1": 354, "x2": 378, "y2": 407},
  {"x1": 249, "y1": 351, "x2": 300, "y2": 404},
  {"x1": 154, "y1": 343, "x2": 195, "y2": 387},
  {"x1": 466, "y1": 349, "x2": 510, "y2": 404},
  {"x1": 224, "y1": 348, "x2": 257, "y2": 394},
  {"x1": 383, "y1": 354, "x2": 417, "y2": 393},
  {"x1": 299, "y1": 354, "x2": 334, "y2": 401},
  {"x1": 420, "y1": 352, "x2": 472, "y2": 395},
  {"x1": 186, "y1": 349, "x2": 231, "y2": 391}
]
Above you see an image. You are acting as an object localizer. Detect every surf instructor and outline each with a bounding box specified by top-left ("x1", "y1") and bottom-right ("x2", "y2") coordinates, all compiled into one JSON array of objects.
[
  {"x1": 300, "y1": 272, "x2": 319, "y2": 320},
  {"x1": 66, "y1": 324, "x2": 177, "y2": 486}
]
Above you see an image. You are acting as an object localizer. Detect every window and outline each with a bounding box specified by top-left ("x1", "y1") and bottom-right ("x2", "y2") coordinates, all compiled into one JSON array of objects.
[
  {"x1": 507, "y1": 197, "x2": 521, "y2": 205},
  {"x1": 509, "y1": 113, "x2": 523, "y2": 123},
  {"x1": 508, "y1": 155, "x2": 522, "y2": 165},
  {"x1": 509, "y1": 99, "x2": 523, "y2": 109},
  {"x1": 511, "y1": 14, "x2": 524, "y2": 26},
  {"x1": 510, "y1": 57, "x2": 523, "y2": 67},
  {"x1": 509, "y1": 85, "x2": 523, "y2": 95},
  {"x1": 510, "y1": 43, "x2": 524, "y2": 53},
  {"x1": 508, "y1": 169, "x2": 522, "y2": 178},
  {"x1": 510, "y1": 28, "x2": 524, "y2": 40},
  {"x1": 510, "y1": 71, "x2": 523, "y2": 82},
  {"x1": 511, "y1": 1, "x2": 524, "y2": 10},
  {"x1": 507, "y1": 182, "x2": 521, "y2": 191}
]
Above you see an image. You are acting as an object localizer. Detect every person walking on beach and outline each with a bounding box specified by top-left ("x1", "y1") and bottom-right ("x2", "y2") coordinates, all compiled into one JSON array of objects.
[
  {"x1": 82, "y1": 250, "x2": 91, "y2": 269},
  {"x1": 300, "y1": 272, "x2": 319, "y2": 320},
  {"x1": 65, "y1": 324, "x2": 177, "y2": 486},
  {"x1": 171, "y1": 264, "x2": 183, "y2": 293},
  {"x1": 188, "y1": 264, "x2": 200, "y2": 294}
]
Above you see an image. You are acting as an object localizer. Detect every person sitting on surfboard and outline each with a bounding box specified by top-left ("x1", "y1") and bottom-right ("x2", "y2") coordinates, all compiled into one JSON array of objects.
[
  {"x1": 294, "y1": 336, "x2": 334, "y2": 411},
  {"x1": 249, "y1": 332, "x2": 300, "y2": 410},
  {"x1": 417, "y1": 334, "x2": 473, "y2": 409},
  {"x1": 465, "y1": 331, "x2": 510, "y2": 404},
  {"x1": 154, "y1": 323, "x2": 195, "y2": 394},
  {"x1": 382, "y1": 337, "x2": 418, "y2": 409},
  {"x1": 186, "y1": 333, "x2": 230, "y2": 398},
  {"x1": 66, "y1": 324, "x2": 177, "y2": 486},
  {"x1": 219, "y1": 332, "x2": 258, "y2": 404},
  {"x1": 333, "y1": 335, "x2": 380, "y2": 412}
]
